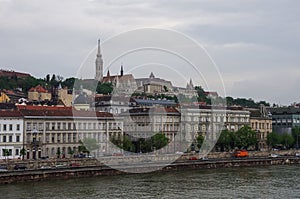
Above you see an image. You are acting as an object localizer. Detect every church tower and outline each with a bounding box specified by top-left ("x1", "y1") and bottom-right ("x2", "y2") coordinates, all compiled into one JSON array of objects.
[{"x1": 95, "y1": 39, "x2": 103, "y2": 82}]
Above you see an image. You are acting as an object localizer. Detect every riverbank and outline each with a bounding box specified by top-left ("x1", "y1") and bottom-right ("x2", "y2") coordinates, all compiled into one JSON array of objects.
[{"x1": 0, "y1": 155, "x2": 299, "y2": 184}]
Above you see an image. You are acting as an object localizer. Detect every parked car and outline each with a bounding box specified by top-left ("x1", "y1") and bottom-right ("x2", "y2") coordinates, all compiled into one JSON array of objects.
[
  {"x1": 234, "y1": 150, "x2": 249, "y2": 158},
  {"x1": 74, "y1": 154, "x2": 86, "y2": 158},
  {"x1": 55, "y1": 163, "x2": 67, "y2": 168},
  {"x1": 14, "y1": 164, "x2": 27, "y2": 170},
  {"x1": 269, "y1": 154, "x2": 279, "y2": 158},
  {"x1": 70, "y1": 163, "x2": 81, "y2": 167},
  {"x1": 40, "y1": 165, "x2": 52, "y2": 169},
  {"x1": 188, "y1": 156, "x2": 197, "y2": 160}
]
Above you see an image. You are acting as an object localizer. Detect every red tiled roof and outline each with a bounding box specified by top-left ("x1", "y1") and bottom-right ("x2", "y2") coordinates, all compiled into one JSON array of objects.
[
  {"x1": 0, "y1": 105, "x2": 113, "y2": 118},
  {"x1": 0, "y1": 110, "x2": 22, "y2": 117},
  {"x1": 28, "y1": 85, "x2": 48, "y2": 93},
  {"x1": 0, "y1": 70, "x2": 31, "y2": 78}
]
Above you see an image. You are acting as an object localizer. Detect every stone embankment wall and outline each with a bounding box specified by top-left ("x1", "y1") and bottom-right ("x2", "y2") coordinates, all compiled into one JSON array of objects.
[
  {"x1": 206, "y1": 149, "x2": 300, "y2": 159},
  {"x1": 1, "y1": 150, "x2": 300, "y2": 184}
]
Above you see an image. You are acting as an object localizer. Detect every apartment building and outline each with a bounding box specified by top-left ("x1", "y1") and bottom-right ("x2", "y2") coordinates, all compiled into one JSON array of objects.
[{"x1": 0, "y1": 110, "x2": 24, "y2": 160}]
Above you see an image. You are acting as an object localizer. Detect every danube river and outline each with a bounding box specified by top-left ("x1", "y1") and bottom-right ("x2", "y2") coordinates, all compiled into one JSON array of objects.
[{"x1": 1, "y1": 165, "x2": 300, "y2": 198}]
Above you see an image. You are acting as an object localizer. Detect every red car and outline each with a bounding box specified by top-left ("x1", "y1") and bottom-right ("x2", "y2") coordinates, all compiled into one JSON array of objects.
[{"x1": 189, "y1": 157, "x2": 197, "y2": 160}]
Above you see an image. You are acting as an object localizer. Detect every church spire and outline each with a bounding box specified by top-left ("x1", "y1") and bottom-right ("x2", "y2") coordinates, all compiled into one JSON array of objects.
[
  {"x1": 97, "y1": 39, "x2": 101, "y2": 55},
  {"x1": 120, "y1": 63, "x2": 124, "y2": 76},
  {"x1": 95, "y1": 39, "x2": 103, "y2": 82}
]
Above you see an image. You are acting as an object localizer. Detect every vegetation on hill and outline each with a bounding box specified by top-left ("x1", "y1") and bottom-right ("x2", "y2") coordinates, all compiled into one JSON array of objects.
[
  {"x1": 0, "y1": 72, "x2": 270, "y2": 107},
  {"x1": 195, "y1": 85, "x2": 270, "y2": 108}
]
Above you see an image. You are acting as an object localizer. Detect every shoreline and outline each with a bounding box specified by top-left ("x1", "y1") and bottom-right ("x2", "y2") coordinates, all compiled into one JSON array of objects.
[{"x1": 0, "y1": 156, "x2": 299, "y2": 184}]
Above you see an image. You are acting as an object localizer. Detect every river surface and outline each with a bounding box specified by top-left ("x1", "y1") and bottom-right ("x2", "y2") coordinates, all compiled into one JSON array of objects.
[{"x1": 1, "y1": 165, "x2": 300, "y2": 198}]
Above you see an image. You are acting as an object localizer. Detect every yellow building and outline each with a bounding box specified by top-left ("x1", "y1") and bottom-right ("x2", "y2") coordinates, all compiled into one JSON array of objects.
[
  {"x1": 0, "y1": 92, "x2": 10, "y2": 103},
  {"x1": 58, "y1": 87, "x2": 73, "y2": 106},
  {"x1": 28, "y1": 85, "x2": 51, "y2": 101},
  {"x1": 250, "y1": 110, "x2": 272, "y2": 151}
]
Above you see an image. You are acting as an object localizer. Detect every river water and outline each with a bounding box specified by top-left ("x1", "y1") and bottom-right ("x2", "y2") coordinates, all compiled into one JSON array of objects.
[{"x1": 1, "y1": 165, "x2": 300, "y2": 198}]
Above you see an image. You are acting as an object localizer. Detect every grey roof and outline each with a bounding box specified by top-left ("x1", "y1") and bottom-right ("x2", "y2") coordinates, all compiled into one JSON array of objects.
[
  {"x1": 73, "y1": 94, "x2": 88, "y2": 104},
  {"x1": 268, "y1": 107, "x2": 300, "y2": 115},
  {"x1": 133, "y1": 99, "x2": 177, "y2": 106}
]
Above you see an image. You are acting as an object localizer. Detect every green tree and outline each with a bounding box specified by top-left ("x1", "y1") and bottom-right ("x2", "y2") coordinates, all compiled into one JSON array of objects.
[
  {"x1": 62, "y1": 77, "x2": 76, "y2": 89},
  {"x1": 195, "y1": 86, "x2": 210, "y2": 104},
  {"x1": 2, "y1": 149, "x2": 9, "y2": 161},
  {"x1": 235, "y1": 126, "x2": 258, "y2": 150},
  {"x1": 20, "y1": 148, "x2": 26, "y2": 160},
  {"x1": 82, "y1": 138, "x2": 99, "y2": 155},
  {"x1": 196, "y1": 134, "x2": 205, "y2": 149},
  {"x1": 56, "y1": 148, "x2": 61, "y2": 158},
  {"x1": 267, "y1": 132, "x2": 281, "y2": 149},
  {"x1": 279, "y1": 133, "x2": 294, "y2": 149},
  {"x1": 216, "y1": 129, "x2": 234, "y2": 151},
  {"x1": 96, "y1": 82, "x2": 113, "y2": 94},
  {"x1": 150, "y1": 133, "x2": 169, "y2": 151}
]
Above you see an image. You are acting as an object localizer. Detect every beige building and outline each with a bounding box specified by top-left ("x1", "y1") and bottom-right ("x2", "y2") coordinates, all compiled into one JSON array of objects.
[
  {"x1": 18, "y1": 106, "x2": 123, "y2": 159},
  {"x1": 181, "y1": 105, "x2": 250, "y2": 152},
  {"x1": 58, "y1": 87, "x2": 73, "y2": 106},
  {"x1": 122, "y1": 105, "x2": 250, "y2": 153},
  {"x1": 250, "y1": 109, "x2": 272, "y2": 150},
  {"x1": 143, "y1": 83, "x2": 163, "y2": 94},
  {"x1": 121, "y1": 107, "x2": 181, "y2": 153},
  {"x1": 28, "y1": 85, "x2": 51, "y2": 101}
]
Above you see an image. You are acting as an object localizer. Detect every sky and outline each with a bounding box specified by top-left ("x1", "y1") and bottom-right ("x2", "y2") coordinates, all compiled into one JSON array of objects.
[{"x1": 0, "y1": 0, "x2": 299, "y2": 105}]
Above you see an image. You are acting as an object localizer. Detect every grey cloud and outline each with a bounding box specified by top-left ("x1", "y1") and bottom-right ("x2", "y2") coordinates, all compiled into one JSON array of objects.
[{"x1": 0, "y1": 0, "x2": 299, "y2": 104}]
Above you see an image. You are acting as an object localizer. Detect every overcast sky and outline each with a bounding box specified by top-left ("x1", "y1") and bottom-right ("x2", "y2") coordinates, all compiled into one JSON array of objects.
[{"x1": 0, "y1": 0, "x2": 299, "y2": 105}]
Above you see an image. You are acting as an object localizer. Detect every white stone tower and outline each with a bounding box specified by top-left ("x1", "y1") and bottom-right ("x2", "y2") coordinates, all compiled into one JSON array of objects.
[{"x1": 95, "y1": 39, "x2": 103, "y2": 82}]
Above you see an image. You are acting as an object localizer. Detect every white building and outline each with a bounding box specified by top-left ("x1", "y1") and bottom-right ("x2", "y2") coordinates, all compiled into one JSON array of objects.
[{"x1": 0, "y1": 111, "x2": 24, "y2": 160}]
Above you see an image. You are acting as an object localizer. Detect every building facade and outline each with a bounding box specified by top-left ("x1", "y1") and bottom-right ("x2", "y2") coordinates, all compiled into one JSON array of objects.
[
  {"x1": 121, "y1": 107, "x2": 181, "y2": 153},
  {"x1": 268, "y1": 107, "x2": 300, "y2": 134},
  {"x1": 0, "y1": 111, "x2": 23, "y2": 160},
  {"x1": 28, "y1": 85, "x2": 52, "y2": 102}
]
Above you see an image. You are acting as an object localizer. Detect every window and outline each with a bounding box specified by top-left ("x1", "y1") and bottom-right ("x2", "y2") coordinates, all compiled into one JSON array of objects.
[
  {"x1": 57, "y1": 123, "x2": 61, "y2": 130},
  {"x1": 51, "y1": 122, "x2": 55, "y2": 130},
  {"x1": 3, "y1": 136, "x2": 6, "y2": 142},
  {"x1": 3, "y1": 124, "x2": 7, "y2": 131},
  {"x1": 26, "y1": 122, "x2": 31, "y2": 131},
  {"x1": 15, "y1": 149, "x2": 19, "y2": 156},
  {"x1": 16, "y1": 135, "x2": 20, "y2": 142},
  {"x1": 62, "y1": 123, "x2": 66, "y2": 130},
  {"x1": 73, "y1": 134, "x2": 77, "y2": 142},
  {"x1": 9, "y1": 136, "x2": 12, "y2": 142},
  {"x1": 46, "y1": 135, "x2": 49, "y2": 143},
  {"x1": 45, "y1": 122, "x2": 49, "y2": 130},
  {"x1": 16, "y1": 124, "x2": 20, "y2": 131},
  {"x1": 38, "y1": 123, "x2": 43, "y2": 130},
  {"x1": 9, "y1": 124, "x2": 12, "y2": 131}
]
